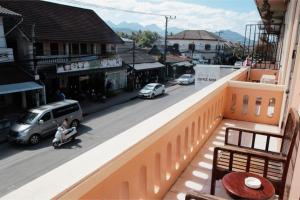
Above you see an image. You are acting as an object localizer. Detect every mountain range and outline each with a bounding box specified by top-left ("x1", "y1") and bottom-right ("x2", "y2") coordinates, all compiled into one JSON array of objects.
[{"x1": 106, "y1": 21, "x2": 246, "y2": 44}]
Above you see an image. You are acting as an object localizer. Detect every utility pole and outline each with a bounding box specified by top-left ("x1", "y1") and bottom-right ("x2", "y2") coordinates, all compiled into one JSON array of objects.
[
  {"x1": 32, "y1": 24, "x2": 37, "y2": 75},
  {"x1": 217, "y1": 31, "x2": 223, "y2": 64},
  {"x1": 133, "y1": 39, "x2": 136, "y2": 69},
  {"x1": 164, "y1": 15, "x2": 176, "y2": 79}
]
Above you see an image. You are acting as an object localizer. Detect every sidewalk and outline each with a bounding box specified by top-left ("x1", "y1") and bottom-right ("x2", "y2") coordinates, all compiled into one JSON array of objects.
[
  {"x1": 81, "y1": 90, "x2": 138, "y2": 116},
  {"x1": 81, "y1": 81, "x2": 178, "y2": 116}
]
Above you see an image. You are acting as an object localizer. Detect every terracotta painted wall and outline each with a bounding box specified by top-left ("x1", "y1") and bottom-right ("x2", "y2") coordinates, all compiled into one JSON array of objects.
[{"x1": 224, "y1": 81, "x2": 284, "y2": 125}]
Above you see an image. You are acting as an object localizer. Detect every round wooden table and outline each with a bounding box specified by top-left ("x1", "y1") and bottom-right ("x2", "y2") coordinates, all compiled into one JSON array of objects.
[{"x1": 222, "y1": 172, "x2": 275, "y2": 200}]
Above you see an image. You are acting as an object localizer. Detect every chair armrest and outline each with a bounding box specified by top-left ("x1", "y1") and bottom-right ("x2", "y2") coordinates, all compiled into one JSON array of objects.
[{"x1": 225, "y1": 127, "x2": 283, "y2": 152}]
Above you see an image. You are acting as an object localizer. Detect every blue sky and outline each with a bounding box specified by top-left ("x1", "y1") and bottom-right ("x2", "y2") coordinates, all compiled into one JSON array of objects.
[
  {"x1": 48, "y1": 0, "x2": 260, "y2": 34},
  {"x1": 178, "y1": 0, "x2": 257, "y2": 12},
  {"x1": 137, "y1": 0, "x2": 258, "y2": 12}
]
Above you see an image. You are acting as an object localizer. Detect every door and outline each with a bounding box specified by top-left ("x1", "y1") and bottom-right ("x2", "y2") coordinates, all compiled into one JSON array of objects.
[
  {"x1": 155, "y1": 85, "x2": 162, "y2": 95},
  {"x1": 38, "y1": 112, "x2": 56, "y2": 136}
]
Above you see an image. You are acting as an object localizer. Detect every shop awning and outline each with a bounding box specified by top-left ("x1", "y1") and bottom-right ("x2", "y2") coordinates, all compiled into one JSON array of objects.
[
  {"x1": 172, "y1": 61, "x2": 193, "y2": 67},
  {"x1": 0, "y1": 81, "x2": 43, "y2": 95},
  {"x1": 130, "y1": 62, "x2": 165, "y2": 71}
]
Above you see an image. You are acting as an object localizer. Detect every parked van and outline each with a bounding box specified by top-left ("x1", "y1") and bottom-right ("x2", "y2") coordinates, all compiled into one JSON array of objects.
[{"x1": 8, "y1": 100, "x2": 83, "y2": 145}]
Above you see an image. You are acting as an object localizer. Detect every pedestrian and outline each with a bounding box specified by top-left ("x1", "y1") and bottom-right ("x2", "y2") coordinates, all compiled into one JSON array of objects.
[
  {"x1": 135, "y1": 76, "x2": 140, "y2": 90},
  {"x1": 56, "y1": 89, "x2": 66, "y2": 101},
  {"x1": 106, "y1": 79, "x2": 112, "y2": 96}
]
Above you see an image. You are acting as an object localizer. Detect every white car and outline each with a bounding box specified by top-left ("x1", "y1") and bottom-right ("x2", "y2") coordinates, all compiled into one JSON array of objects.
[
  {"x1": 138, "y1": 83, "x2": 165, "y2": 99},
  {"x1": 177, "y1": 74, "x2": 195, "y2": 85},
  {"x1": 234, "y1": 61, "x2": 243, "y2": 67}
]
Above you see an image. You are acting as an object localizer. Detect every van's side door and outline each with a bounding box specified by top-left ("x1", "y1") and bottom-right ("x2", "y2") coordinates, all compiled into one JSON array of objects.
[{"x1": 38, "y1": 112, "x2": 56, "y2": 136}]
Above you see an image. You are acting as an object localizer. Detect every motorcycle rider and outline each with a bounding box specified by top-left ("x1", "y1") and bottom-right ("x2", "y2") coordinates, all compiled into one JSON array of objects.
[{"x1": 60, "y1": 118, "x2": 69, "y2": 143}]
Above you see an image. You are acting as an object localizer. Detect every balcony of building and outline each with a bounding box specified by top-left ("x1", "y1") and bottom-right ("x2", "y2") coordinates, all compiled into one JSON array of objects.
[{"x1": 3, "y1": 64, "x2": 297, "y2": 200}]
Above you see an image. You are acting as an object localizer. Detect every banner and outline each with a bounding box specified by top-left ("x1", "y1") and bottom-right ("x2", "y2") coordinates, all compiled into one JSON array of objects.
[{"x1": 56, "y1": 57, "x2": 122, "y2": 74}]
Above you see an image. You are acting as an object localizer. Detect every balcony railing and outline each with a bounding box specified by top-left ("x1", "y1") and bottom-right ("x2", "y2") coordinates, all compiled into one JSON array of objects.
[
  {"x1": 0, "y1": 48, "x2": 14, "y2": 63},
  {"x1": 225, "y1": 80, "x2": 285, "y2": 125}
]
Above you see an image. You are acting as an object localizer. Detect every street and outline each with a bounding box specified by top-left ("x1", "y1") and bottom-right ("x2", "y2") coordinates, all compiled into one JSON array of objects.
[{"x1": 0, "y1": 84, "x2": 201, "y2": 197}]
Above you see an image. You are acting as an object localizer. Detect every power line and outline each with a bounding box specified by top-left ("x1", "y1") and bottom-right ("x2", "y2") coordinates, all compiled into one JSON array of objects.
[{"x1": 53, "y1": 0, "x2": 175, "y2": 17}]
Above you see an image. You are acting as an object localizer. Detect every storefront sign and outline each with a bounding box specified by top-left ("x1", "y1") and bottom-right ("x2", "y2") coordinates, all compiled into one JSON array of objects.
[
  {"x1": 101, "y1": 57, "x2": 122, "y2": 68},
  {"x1": 194, "y1": 64, "x2": 221, "y2": 89},
  {"x1": 56, "y1": 57, "x2": 122, "y2": 74}
]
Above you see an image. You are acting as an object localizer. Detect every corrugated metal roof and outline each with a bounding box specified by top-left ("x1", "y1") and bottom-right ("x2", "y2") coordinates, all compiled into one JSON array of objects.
[
  {"x1": 168, "y1": 30, "x2": 225, "y2": 41},
  {"x1": 0, "y1": 81, "x2": 42, "y2": 95},
  {"x1": 130, "y1": 62, "x2": 164, "y2": 71},
  {"x1": 0, "y1": 0, "x2": 122, "y2": 43},
  {"x1": 119, "y1": 49, "x2": 156, "y2": 64}
]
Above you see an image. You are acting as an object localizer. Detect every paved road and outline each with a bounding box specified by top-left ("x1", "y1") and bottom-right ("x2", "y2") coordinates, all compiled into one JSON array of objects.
[{"x1": 0, "y1": 84, "x2": 202, "y2": 197}]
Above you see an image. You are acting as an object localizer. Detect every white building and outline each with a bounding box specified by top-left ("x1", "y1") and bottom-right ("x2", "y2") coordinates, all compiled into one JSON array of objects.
[{"x1": 168, "y1": 30, "x2": 226, "y2": 64}]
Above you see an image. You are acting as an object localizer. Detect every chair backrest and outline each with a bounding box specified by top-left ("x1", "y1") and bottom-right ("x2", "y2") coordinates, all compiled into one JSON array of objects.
[{"x1": 281, "y1": 108, "x2": 299, "y2": 157}]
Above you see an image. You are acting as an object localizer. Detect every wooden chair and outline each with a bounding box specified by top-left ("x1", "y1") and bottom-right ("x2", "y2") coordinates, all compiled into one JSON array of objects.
[
  {"x1": 210, "y1": 108, "x2": 300, "y2": 200},
  {"x1": 185, "y1": 193, "x2": 227, "y2": 200}
]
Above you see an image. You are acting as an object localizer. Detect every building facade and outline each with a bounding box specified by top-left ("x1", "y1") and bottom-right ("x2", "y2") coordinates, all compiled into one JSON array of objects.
[
  {"x1": 1, "y1": 0, "x2": 124, "y2": 102},
  {"x1": 0, "y1": 6, "x2": 44, "y2": 120},
  {"x1": 168, "y1": 30, "x2": 226, "y2": 64}
]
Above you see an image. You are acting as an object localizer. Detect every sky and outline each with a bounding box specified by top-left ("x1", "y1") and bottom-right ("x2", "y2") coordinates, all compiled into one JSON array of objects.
[{"x1": 47, "y1": 0, "x2": 260, "y2": 34}]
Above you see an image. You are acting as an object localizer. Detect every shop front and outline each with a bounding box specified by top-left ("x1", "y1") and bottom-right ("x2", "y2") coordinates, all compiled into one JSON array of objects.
[
  {"x1": 40, "y1": 56, "x2": 125, "y2": 102},
  {"x1": 129, "y1": 62, "x2": 165, "y2": 89},
  {"x1": 0, "y1": 66, "x2": 44, "y2": 120}
]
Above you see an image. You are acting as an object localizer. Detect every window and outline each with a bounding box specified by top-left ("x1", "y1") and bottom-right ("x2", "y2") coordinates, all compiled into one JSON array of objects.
[
  {"x1": 173, "y1": 43, "x2": 179, "y2": 51},
  {"x1": 63, "y1": 43, "x2": 67, "y2": 55},
  {"x1": 36, "y1": 42, "x2": 44, "y2": 56},
  {"x1": 40, "y1": 112, "x2": 51, "y2": 122},
  {"x1": 111, "y1": 45, "x2": 115, "y2": 51},
  {"x1": 101, "y1": 44, "x2": 107, "y2": 54},
  {"x1": 90, "y1": 44, "x2": 94, "y2": 54},
  {"x1": 80, "y1": 43, "x2": 87, "y2": 54},
  {"x1": 53, "y1": 103, "x2": 79, "y2": 118},
  {"x1": 50, "y1": 43, "x2": 59, "y2": 55},
  {"x1": 188, "y1": 43, "x2": 195, "y2": 51},
  {"x1": 72, "y1": 43, "x2": 79, "y2": 55},
  {"x1": 205, "y1": 44, "x2": 211, "y2": 51}
]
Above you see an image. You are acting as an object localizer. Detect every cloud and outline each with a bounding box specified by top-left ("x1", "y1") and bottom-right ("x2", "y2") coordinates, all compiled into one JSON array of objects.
[{"x1": 48, "y1": 0, "x2": 260, "y2": 34}]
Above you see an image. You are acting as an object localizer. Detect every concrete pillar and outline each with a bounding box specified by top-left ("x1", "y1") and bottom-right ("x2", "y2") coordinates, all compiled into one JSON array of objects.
[
  {"x1": 65, "y1": 43, "x2": 70, "y2": 56},
  {"x1": 36, "y1": 92, "x2": 40, "y2": 107},
  {"x1": 42, "y1": 85, "x2": 47, "y2": 105},
  {"x1": 0, "y1": 17, "x2": 7, "y2": 48},
  {"x1": 21, "y1": 92, "x2": 27, "y2": 109}
]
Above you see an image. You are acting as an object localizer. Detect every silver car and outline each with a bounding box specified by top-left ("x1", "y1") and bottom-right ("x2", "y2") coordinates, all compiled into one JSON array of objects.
[
  {"x1": 177, "y1": 74, "x2": 195, "y2": 85},
  {"x1": 138, "y1": 83, "x2": 165, "y2": 99},
  {"x1": 8, "y1": 100, "x2": 83, "y2": 145}
]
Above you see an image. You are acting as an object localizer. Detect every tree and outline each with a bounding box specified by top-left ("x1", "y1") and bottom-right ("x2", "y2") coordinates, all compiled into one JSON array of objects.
[
  {"x1": 118, "y1": 30, "x2": 161, "y2": 48},
  {"x1": 136, "y1": 31, "x2": 160, "y2": 47}
]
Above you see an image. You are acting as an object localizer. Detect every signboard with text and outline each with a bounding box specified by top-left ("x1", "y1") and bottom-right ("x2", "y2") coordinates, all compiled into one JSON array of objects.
[
  {"x1": 56, "y1": 57, "x2": 122, "y2": 74},
  {"x1": 194, "y1": 64, "x2": 221, "y2": 89}
]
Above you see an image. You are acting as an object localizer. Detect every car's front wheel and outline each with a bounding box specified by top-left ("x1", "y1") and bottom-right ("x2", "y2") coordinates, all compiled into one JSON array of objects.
[{"x1": 29, "y1": 134, "x2": 41, "y2": 145}]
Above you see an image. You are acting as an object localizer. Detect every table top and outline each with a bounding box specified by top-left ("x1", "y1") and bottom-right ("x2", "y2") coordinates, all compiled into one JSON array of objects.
[{"x1": 222, "y1": 172, "x2": 275, "y2": 200}]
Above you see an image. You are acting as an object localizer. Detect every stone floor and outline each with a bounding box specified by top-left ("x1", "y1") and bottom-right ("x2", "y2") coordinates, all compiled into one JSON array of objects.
[{"x1": 163, "y1": 119, "x2": 281, "y2": 200}]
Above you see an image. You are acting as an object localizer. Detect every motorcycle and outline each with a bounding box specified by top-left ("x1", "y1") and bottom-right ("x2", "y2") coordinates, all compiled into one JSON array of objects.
[{"x1": 52, "y1": 126, "x2": 77, "y2": 148}]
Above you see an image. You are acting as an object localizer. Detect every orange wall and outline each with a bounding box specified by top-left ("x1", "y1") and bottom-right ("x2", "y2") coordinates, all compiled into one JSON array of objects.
[
  {"x1": 249, "y1": 69, "x2": 279, "y2": 83},
  {"x1": 224, "y1": 82, "x2": 284, "y2": 125}
]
